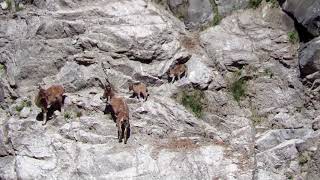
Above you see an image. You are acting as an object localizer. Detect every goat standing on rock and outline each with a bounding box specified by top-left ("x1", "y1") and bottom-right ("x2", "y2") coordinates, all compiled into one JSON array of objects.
[
  {"x1": 128, "y1": 82, "x2": 149, "y2": 101},
  {"x1": 168, "y1": 63, "x2": 187, "y2": 83},
  {"x1": 35, "y1": 85, "x2": 65, "y2": 125},
  {"x1": 101, "y1": 80, "x2": 130, "y2": 144}
]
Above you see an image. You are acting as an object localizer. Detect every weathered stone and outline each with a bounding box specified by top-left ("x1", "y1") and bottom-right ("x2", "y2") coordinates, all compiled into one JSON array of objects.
[
  {"x1": 299, "y1": 37, "x2": 320, "y2": 76},
  {"x1": 282, "y1": 0, "x2": 320, "y2": 37},
  {"x1": 19, "y1": 106, "x2": 30, "y2": 118},
  {"x1": 168, "y1": 0, "x2": 215, "y2": 29},
  {"x1": 0, "y1": 0, "x2": 319, "y2": 179}
]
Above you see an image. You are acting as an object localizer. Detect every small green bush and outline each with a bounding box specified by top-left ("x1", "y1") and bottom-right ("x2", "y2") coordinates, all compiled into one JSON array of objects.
[
  {"x1": 229, "y1": 70, "x2": 247, "y2": 102},
  {"x1": 212, "y1": 13, "x2": 222, "y2": 26},
  {"x1": 15, "y1": 99, "x2": 32, "y2": 112},
  {"x1": 288, "y1": 31, "x2": 299, "y2": 44},
  {"x1": 250, "y1": 108, "x2": 266, "y2": 125},
  {"x1": 266, "y1": 0, "x2": 279, "y2": 7},
  {"x1": 0, "y1": 64, "x2": 5, "y2": 74},
  {"x1": 64, "y1": 112, "x2": 72, "y2": 119},
  {"x1": 15, "y1": 3, "x2": 24, "y2": 11},
  {"x1": 211, "y1": 1, "x2": 222, "y2": 26},
  {"x1": 248, "y1": 0, "x2": 263, "y2": 9},
  {"x1": 76, "y1": 111, "x2": 83, "y2": 118},
  {"x1": 298, "y1": 153, "x2": 310, "y2": 165},
  {"x1": 263, "y1": 68, "x2": 274, "y2": 78},
  {"x1": 231, "y1": 79, "x2": 246, "y2": 102},
  {"x1": 178, "y1": 90, "x2": 205, "y2": 118},
  {"x1": 5, "y1": 0, "x2": 12, "y2": 10}
]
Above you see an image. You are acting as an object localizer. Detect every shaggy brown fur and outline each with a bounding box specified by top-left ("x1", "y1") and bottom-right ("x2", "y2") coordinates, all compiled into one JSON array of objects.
[
  {"x1": 128, "y1": 82, "x2": 149, "y2": 101},
  {"x1": 102, "y1": 84, "x2": 130, "y2": 144},
  {"x1": 168, "y1": 64, "x2": 187, "y2": 83},
  {"x1": 35, "y1": 85, "x2": 64, "y2": 125}
]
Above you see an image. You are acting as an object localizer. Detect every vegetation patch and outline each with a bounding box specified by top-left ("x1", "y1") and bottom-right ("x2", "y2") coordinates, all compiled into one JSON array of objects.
[
  {"x1": 175, "y1": 89, "x2": 205, "y2": 118},
  {"x1": 76, "y1": 111, "x2": 83, "y2": 118},
  {"x1": 266, "y1": 0, "x2": 279, "y2": 8},
  {"x1": 5, "y1": 0, "x2": 12, "y2": 10},
  {"x1": 15, "y1": 3, "x2": 23, "y2": 11},
  {"x1": 288, "y1": 31, "x2": 299, "y2": 44},
  {"x1": 298, "y1": 152, "x2": 310, "y2": 166},
  {"x1": 210, "y1": 0, "x2": 222, "y2": 26},
  {"x1": 212, "y1": 13, "x2": 222, "y2": 26},
  {"x1": 229, "y1": 70, "x2": 247, "y2": 102},
  {"x1": 250, "y1": 107, "x2": 266, "y2": 125},
  {"x1": 0, "y1": 64, "x2": 5, "y2": 75},
  {"x1": 64, "y1": 111, "x2": 73, "y2": 120},
  {"x1": 248, "y1": 0, "x2": 263, "y2": 9},
  {"x1": 15, "y1": 99, "x2": 32, "y2": 112},
  {"x1": 263, "y1": 68, "x2": 274, "y2": 78}
]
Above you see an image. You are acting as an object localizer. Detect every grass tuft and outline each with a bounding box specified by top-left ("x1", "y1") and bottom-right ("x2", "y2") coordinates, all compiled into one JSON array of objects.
[
  {"x1": 5, "y1": 0, "x2": 12, "y2": 10},
  {"x1": 0, "y1": 64, "x2": 5, "y2": 75},
  {"x1": 15, "y1": 99, "x2": 32, "y2": 112},
  {"x1": 266, "y1": 0, "x2": 279, "y2": 8},
  {"x1": 248, "y1": 0, "x2": 263, "y2": 9},
  {"x1": 229, "y1": 70, "x2": 247, "y2": 102},
  {"x1": 64, "y1": 112, "x2": 73, "y2": 120},
  {"x1": 298, "y1": 152, "x2": 310, "y2": 165},
  {"x1": 288, "y1": 31, "x2": 299, "y2": 44},
  {"x1": 263, "y1": 68, "x2": 274, "y2": 78},
  {"x1": 176, "y1": 89, "x2": 205, "y2": 118}
]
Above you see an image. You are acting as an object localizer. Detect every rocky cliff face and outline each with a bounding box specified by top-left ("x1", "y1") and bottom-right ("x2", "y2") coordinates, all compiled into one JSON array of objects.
[{"x1": 0, "y1": 0, "x2": 319, "y2": 180}]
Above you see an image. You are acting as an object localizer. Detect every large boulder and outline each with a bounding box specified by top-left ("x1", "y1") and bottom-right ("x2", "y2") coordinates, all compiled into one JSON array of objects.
[
  {"x1": 281, "y1": 0, "x2": 320, "y2": 37},
  {"x1": 168, "y1": 0, "x2": 216, "y2": 29},
  {"x1": 299, "y1": 37, "x2": 320, "y2": 76}
]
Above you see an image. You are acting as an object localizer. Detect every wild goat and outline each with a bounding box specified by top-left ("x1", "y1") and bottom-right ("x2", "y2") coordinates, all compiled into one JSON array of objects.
[
  {"x1": 35, "y1": 85, "x2": 65, "y2": 125},
  {"x1": 101, "y1": 81, "x2": 130, "y2": 144},
  {"x1": 168, "y1": 63, "x2": 187, "y2": 83},
  {"x1": 128, "y1": 82, "x2": 149, "y2": 101}
]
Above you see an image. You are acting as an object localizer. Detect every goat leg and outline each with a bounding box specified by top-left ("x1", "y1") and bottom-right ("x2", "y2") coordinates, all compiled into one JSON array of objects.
[
  {"x1": 117, "y1": 121, "x2": 122, "y2": 143},
  {"x1": 42, "y1": 109, "x2": 48, "y2": 125},
  {"x1": 124, "y1": 124, "x2": 128, "y2": 144}
]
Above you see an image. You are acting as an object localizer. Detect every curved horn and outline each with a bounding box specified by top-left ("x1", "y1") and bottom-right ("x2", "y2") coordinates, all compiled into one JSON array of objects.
[{"x1": 105, "y1": 78, "x2": 112, "y2": 86}]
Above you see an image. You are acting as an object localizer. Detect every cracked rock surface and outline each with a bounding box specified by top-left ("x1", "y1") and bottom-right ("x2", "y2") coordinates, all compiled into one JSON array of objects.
[{"x1": 0, "y1": 0, "x2": 319, "y2": 180}]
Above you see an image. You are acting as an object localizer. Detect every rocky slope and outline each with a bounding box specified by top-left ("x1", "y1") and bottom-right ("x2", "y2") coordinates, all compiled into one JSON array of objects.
[{"x1": 0, "y1": 0, "x2": 319, "y2": 179}]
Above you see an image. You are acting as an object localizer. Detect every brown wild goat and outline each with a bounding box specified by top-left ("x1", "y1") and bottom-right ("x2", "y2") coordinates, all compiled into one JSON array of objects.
[
  {"x1": 168, "y1": 63, "x2": 187, "y2": 83},
  {"x1": 101, "y1": 82, "x2": 130, "y2": 144},
  {"x1": 35, "y1": 85, "x2": 65, "y2": 125},
  {"x1": 128, "y1": 82, "x2": 149, "y2": 101}
]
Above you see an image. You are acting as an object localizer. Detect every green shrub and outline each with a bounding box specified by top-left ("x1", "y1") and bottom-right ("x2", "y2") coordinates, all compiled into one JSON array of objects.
[
  {"x1": 15, "y1": 99, "x2": 32, "y2": 112},
  {"x1": 229, "y1": 70, "x2": 247, "y2": 102},
  {"x1": 64, "y1": 112, "x2": 73, "y2": 119},
  {"x1": 177, "y1": 90, "x2": 205, "y2": 118},
  {"x1": 248, "y1": 0, "x2": 263, "y2": 9},
  {"x1": 266, "y1": 0, "x2": 279, "y2": 7},
  {"x1": 0, "y1": 64, "x2": 5, "y2": 74},
  {"x1": 250, "y1": 108, "x2": 266, "y2": 125},
  {"x1": 76, "y1": 111, "x2": 83, "y2": 118},
  {"x1": 212, "y1": 13, "x2": 222, "y2": 26},
  {"x1": 5, "y1": 0, "x2": 12, "y2": 10},
  {"x1": 298, "y1": 152, "x2": 310, "y2": 165},
  {"x1": 211, "y1": 1, "x2": 222, "y2": 26},
  {"x1": 15, "y1": 3, "x2": 24, "y2": 11},
  {"x1": 263, "y1": 68, "x2": 274, "y2": 78},
  {"x1": 288, "y1": 31, "x2": 299, "y2": 44}
]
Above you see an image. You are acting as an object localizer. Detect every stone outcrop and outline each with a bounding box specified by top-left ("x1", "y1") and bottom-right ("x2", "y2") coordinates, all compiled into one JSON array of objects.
[{"x1": 0, "y1": 0, "x2": 319, "y2": 180}]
